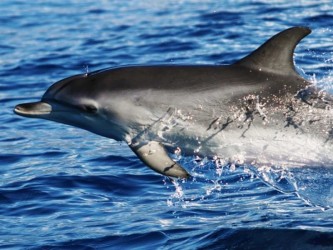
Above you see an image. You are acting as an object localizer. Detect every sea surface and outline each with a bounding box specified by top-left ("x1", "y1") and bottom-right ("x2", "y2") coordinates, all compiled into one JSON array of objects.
[{"x1": 1, "y1": 0, "x2": 333, "y2": 249}]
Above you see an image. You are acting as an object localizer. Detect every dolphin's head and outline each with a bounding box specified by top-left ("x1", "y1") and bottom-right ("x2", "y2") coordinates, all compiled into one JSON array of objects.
[{"x1": 14, "y1": 73, "x2": 137, "y2": 142}]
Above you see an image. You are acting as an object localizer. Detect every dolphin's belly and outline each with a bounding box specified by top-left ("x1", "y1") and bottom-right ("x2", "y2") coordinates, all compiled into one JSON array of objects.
[{"x1": 160, "y1": 116, "x2": 333, "y2": 169}]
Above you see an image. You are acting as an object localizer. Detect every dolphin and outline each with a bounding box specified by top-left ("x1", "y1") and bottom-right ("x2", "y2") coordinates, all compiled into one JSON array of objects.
[{"x1": 14, "y1": 26, "x2": 332, "y2": 179}]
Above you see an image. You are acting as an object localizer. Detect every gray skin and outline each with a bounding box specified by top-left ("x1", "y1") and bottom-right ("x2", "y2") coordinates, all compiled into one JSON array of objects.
[{"x1": 14, "y1": 27, "x2": 333, "y2": 179}]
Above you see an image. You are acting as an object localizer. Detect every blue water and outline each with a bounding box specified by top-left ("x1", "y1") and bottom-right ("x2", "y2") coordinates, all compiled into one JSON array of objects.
[{"x1": 2, "y1": 0, "x2": 333, "y2": 249}]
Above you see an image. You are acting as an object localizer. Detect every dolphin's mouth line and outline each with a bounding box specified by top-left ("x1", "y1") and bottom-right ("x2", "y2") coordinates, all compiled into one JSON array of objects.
[
  {"x1": 14, "y1": 107, "x2": 50, "y2": 116},
  {"x1": 14, "y1": 106, "x2": 73, "y2": 116},
  {"x1": 14, "y1": 101, "x2": 53, "y2": 118},
  {"x1": 14, "y1": 98, "x2": 85, "y2": 118}
]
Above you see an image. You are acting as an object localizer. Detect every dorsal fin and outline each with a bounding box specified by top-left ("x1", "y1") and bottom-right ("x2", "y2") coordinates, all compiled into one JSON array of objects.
[{"x1": 235, "y1": 27, "x2": 311, "y2": 76}]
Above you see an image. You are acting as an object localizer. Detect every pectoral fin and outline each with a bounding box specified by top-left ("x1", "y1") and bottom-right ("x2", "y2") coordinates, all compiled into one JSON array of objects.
[{"x1": 129, "y1": 141, "x2": 190, "y2": 179}]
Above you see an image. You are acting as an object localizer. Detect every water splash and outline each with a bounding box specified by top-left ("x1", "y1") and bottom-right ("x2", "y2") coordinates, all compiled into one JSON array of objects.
[
  {"x1": 166, "y1": 156, "x2": 333, "y2": 209},
  {"x1": 247, "y1": 165, "x2": 298, "y2": 194},
  {"x1": 288, "y1": 167, "x2": 333, "y2": 209},
  {"x1": 235, "y1": 164, "x2": 333, "y2": 209},
  {"x1": 166, "y1": 177, "x2": 187, "y2": 208}
]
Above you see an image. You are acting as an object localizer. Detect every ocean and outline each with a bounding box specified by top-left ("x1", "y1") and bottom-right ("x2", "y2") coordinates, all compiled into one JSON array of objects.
[{"x1": 1, "y1": 0, "x2": 333, "y2": 249}]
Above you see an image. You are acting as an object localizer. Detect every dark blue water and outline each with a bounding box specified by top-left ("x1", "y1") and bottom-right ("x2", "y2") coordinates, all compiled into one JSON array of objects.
[{"x1": 2, "y1": 1, "x2": 333, "y2": 249}]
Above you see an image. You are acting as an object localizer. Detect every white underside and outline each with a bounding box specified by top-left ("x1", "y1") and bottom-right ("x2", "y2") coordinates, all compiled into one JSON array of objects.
[{"x1": 136, "y1": 109, "x2": 333, "y2": 169}]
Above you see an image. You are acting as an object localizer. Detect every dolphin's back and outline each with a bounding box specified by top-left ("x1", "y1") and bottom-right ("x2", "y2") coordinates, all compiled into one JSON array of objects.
[
  {"x1": 45, "y1": 27, "x2": 311, "y2": 101},
  {"x1": 89, "y1": 27, "x2": 311, "y2": 93}
]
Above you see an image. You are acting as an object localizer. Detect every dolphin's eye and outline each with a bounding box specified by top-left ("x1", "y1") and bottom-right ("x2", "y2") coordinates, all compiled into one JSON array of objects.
[{"x1": 83, "y1": 104, "x2": 98, "y2": 113}]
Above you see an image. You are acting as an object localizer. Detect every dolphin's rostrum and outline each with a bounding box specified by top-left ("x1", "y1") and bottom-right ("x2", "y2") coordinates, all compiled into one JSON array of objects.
[{"x1": 15, "y1": 27, "x2": 332, "y2": 179}]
